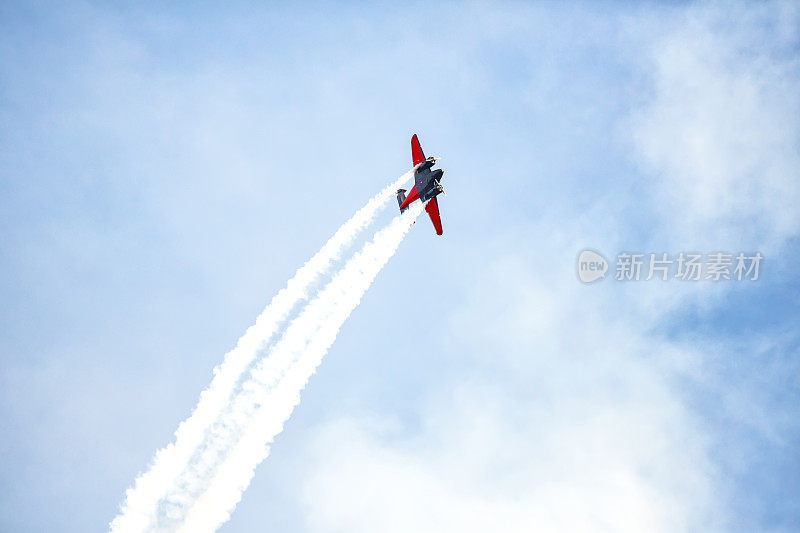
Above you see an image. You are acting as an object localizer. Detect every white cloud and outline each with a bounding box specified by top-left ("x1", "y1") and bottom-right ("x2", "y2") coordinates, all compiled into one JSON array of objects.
[
  {"x1": 292, "y1": 246, "x2": 719, "y2": 532},
  {"x1": 630, "y1": 2, "x2": 800, "y2": 251},
  {"x1": 3, "y1": 2, "x2": 796, "y2": 531},
  {"x1": 286, "y1": 4, "x2": 799, "y2": 532}
]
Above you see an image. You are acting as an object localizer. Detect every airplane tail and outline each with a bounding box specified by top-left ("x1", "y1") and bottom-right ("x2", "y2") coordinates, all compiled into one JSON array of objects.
[{"x1": 396, "y1": 189, "x2": 409, "y2": 213}]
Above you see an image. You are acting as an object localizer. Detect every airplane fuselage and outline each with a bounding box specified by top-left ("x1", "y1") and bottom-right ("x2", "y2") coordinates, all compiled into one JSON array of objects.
[
  {"x1": 414, "y1": 158, "x2": 444, "y2": 202},
  {"x1": 397, "y1": 134, "x2": 445, "y2": 235}
]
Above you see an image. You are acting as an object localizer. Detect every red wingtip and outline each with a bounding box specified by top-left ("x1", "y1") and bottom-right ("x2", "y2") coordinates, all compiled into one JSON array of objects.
[
  {"x1": 425, "y1": 197, "x2": 443, "y2": 235},
  {"x1": 411, "y1": 134, "x2": 425, "y2": 166}
]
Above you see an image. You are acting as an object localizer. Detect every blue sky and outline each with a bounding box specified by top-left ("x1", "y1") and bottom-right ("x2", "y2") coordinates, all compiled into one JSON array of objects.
[{"x1": 1, "y1": 1, "x2": 799, "y2": 531}]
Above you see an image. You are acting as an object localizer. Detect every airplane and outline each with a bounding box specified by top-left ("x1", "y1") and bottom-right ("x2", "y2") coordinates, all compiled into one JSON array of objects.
[{"x1": 396, "y1": 134, "x2": 445, "y2": 235}]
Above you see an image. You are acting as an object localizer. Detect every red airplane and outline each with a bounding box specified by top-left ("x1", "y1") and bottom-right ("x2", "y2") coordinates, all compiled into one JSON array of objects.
[{"x1": 396, "y1": 134, "x2": 445, "y2": 235}]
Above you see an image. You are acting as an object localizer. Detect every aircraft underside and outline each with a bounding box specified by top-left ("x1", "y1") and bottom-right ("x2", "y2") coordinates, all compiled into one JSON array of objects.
[{"x1": 397, "y1": 134, "x2": 445, "y2": 235}]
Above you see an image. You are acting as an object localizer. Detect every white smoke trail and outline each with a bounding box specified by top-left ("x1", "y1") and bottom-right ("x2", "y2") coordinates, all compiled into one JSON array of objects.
[
  {"x1": 175, "y1": 202, "x2": 425, "y2": 532},
  {"x1": 110, "y1": 171, "x2": 412, "y2": 532}
]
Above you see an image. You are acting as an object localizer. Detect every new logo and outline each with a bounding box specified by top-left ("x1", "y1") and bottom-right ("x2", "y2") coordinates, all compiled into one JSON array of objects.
[{"x1": 577, "y1": 249, "x2": 608, "y2": 283}]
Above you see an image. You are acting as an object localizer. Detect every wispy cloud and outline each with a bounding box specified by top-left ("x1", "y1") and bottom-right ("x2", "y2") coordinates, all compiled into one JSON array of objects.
[{"x1": 286, "y1": 4, "x2": 800, "y2": 532}]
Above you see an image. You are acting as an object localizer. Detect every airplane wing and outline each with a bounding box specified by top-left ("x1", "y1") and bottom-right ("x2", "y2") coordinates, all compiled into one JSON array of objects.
[
  {"x1": 412, "y1": 134, "x2": 426, "y2": 166},
  {"x1": 425, "y1": 197, "x2": 443, "y2": 235}
]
